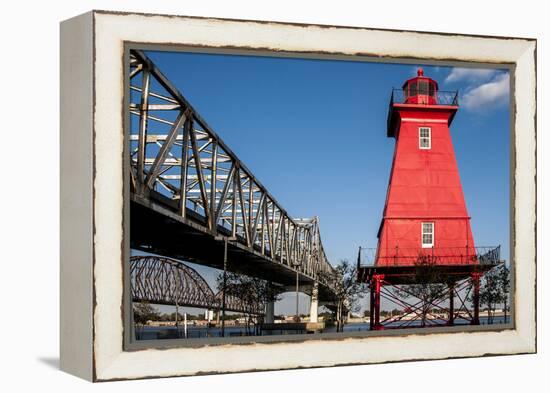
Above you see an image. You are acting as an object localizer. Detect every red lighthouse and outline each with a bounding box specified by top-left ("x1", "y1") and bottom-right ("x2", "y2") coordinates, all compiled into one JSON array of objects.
[
  {"x1": 357, "y1": 68, "x2": 501, "y2": 330},
  {"x1": 378, "y1": 68, "x2": 475, "y2": 265}
]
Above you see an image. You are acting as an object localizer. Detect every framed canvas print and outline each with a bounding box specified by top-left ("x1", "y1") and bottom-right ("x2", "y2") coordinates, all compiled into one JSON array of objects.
[{"x1": 60, "y1": 10, "x2": 536, "y2": 381}]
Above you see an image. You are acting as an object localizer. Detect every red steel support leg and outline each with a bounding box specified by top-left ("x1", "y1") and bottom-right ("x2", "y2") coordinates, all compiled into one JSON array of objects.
[
  {"x1": 448, "y1": 282, "x2": 455, "y2": 326},
  {"x1": 369, "y1": 281, "x2": 375, "y2": 330},
  {"x1": 471, "y1": 272, "x2": 481, "y2": 325},
  {"x1": 373, "y1": 274, "x2": 384, "y2": 330}
]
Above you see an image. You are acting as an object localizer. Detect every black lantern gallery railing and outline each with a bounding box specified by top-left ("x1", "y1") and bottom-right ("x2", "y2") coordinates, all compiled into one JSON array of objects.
[{"x1": 389, "y1": 88, "x2": 459, "y2": 107}]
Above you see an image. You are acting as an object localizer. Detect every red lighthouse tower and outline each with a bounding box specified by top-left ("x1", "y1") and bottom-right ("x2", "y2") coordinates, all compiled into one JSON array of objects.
[
  {"x1": 379, "y1": 68, "x2": 474, "y2": 265},
  {"x1": 357, "y1": 69, "x2": 501, "y2": 330}
]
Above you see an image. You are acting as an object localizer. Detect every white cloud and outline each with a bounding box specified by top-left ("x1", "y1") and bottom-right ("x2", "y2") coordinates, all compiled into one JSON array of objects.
[
  {"x1": 460, "y1": 73, "x2": 510, "y2": 111},
  {"x1": 445, "y1": 68, "x2": 498, "y2": 84}
]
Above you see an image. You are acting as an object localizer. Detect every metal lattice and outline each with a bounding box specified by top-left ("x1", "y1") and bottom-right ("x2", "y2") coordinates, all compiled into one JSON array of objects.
[
  {"x1": 131, "y1": 256, "x2": 267, "y2": 315},
  {"x1": 131, "y1": 256, "x2": 217, "y2": 309}
]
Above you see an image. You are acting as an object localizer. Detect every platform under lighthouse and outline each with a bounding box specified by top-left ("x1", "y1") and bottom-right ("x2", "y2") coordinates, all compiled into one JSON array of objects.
[{"x1": 357, "y1": 68, "x2": 501, "y2": 330}]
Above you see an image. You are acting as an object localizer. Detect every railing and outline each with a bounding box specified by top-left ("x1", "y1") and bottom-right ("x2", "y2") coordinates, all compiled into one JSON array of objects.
[
  {"x1": 389, "y1": 89, "x2": 459, "y2": 106},
  {"x1": 357, "y1": 245, "x2": 501, "y2": 268}
]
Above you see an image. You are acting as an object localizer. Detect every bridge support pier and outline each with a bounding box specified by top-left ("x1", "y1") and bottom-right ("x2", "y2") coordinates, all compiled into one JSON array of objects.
[
  {"x1": 309, "y1": 282, "x2": 319, "y2": 323},
  {"x1": 265, "y1": 301, "x2": 275, "y2": 324}
]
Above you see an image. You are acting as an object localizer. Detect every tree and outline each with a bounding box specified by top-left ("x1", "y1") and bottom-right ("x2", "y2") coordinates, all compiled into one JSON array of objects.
[
  {"x1": 133, "y1": 302, "x2": 160, "y2": 339},
  {"x1": 216, "y1": 272, "x2": 281, "y2": 335},
  {"x1": 391, "y1": 308, "x2": 403, "y2": 316},
  {"x1": 477, "y1": 264, "x2": 510, "y2": 324},
  {"x1": 133, "y1": 302, "x2": 160, "y2": 325},
  {"x1": 319, "y1": 311, "x2": 333, "y2": 321},
  {"x1": 499, "y1": 265, "x2": 511, "y2": 323},
  {"x1": 319, "y1": 259, "x2": 366, "y2": 332},
  {"x1": 393, "y1": 255, "x2": 446, "y2": 327}
]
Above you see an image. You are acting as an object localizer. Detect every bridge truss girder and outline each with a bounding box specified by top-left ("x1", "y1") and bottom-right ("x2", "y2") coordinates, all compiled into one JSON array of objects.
[
  {"x1": 128, "y1": 49, "x2": 336, "y2": 296},
  {"x1": 131, "y1": 256, "x2": 266, "y2": 315}
]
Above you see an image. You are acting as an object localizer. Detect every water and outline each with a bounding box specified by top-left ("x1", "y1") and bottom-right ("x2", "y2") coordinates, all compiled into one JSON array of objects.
[
  {"x1": 136, "y1": 315, "x2": 510, "y2": 340},
  {"x1": 332, "y1": 315, "x2": 509, "y2": 332},
  {"x1": 136, "y1": 325, "x2": 253, "y2": 340}
]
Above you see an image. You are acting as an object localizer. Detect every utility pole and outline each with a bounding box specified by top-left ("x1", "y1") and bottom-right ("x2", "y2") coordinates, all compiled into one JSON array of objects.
[
  {"x1": 175, "y1": 300, "x2": 179, "y2": 337},
  {"x1": 295, "y1": 269, "x2": 299, "y2": 322},
  {"x1": 221, "y1": 237, "x2": 228, "y2": 337},
  {"x1": 291, "y1": 260, "x2": 302, "y2": 323},
  {"x1": 184, "y1": 312, "x2": 188, "y2": 338},
  {"x1": 175, "y1": 270, "x2": 182, "y2": 337},
  {"x1": 217, "y1": 235, "x2": 237, "y2": 337}
]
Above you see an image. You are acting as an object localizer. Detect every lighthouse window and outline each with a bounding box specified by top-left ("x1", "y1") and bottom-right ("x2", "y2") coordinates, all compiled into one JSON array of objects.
[
  {"x1": 422, "y1": 222, "x2": 434, "y2": 248},
  {"x1": 409, "y1": 82, "x2": 417, "y2": 97},
  {"x1": 419, "y1": 127, "x2": 431, "y2": 149},
  {"x1": 419, "y1": 80, "x2": 429, "y2": 95}
]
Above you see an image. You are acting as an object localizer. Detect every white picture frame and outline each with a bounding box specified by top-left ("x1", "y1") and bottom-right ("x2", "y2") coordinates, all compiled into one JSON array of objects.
[{"x1": 60, "y1": 10, "x2": 536, "y2": 381}]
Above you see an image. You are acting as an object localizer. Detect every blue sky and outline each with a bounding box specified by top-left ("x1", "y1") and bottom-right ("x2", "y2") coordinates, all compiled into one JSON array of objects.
[{"x1": 139, "y1": 50, "x2": 510, "y2": 314}]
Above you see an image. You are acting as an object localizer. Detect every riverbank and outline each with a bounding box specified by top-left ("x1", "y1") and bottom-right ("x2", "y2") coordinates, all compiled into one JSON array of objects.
[{"x1": 136, "y1": 315, "x2": 510, "y2": 340}]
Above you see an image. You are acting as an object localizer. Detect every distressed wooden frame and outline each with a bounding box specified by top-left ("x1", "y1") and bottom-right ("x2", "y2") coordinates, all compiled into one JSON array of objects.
[{"x1": 60, "y1": 10, "x2": 536, "y2": 381}]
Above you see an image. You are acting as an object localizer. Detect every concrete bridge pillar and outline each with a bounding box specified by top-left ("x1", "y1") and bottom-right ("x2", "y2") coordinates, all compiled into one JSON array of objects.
[
  {"x1": 309, "y1": 281, "x2": 319, "y2": 323},
  {"x1": 265, "y1": 301, "x2": 275, "y2": 324}
]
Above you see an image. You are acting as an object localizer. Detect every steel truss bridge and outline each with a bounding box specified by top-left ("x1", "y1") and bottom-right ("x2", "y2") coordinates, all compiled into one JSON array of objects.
[
  {"x1": 128, "y1": 50, "x2": 337, "y2": 302},
  {"x1": 131, "y1": 256, "x2": 265, "y2": 315}
]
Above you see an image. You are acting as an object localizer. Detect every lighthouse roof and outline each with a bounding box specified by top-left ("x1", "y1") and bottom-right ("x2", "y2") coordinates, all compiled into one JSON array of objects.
[{"x1": 402, "y1": 67, "x2": 439, "y2": 90}]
